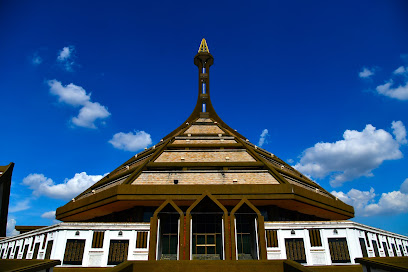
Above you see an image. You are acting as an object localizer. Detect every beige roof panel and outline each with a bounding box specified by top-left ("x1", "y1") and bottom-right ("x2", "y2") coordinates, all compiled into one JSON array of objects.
[
  {"x1": 132, "y1": 170, "x2": 279, "y2": 185},
  {"x1": 154, "y1": 150, "x2": 256, "y2": 162},
  {"x1": 184, "y1": 125, "x2": 224, "y2": 135}
]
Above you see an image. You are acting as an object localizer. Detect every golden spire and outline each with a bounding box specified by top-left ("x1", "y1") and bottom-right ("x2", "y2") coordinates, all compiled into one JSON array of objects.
[{"x1": 198, "y1": 38, "x2": 210, "y2": 53}]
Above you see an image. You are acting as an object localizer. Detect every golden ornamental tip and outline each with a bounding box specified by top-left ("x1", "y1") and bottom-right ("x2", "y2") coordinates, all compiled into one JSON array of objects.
[{"x1": 198, "y1": 38, "x2": 210, "y2": 53}]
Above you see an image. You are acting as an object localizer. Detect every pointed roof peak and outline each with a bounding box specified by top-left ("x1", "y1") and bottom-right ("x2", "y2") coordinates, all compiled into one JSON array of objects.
[{"x1": 198, "y1": 38, "x2": 210, "y2": 53}]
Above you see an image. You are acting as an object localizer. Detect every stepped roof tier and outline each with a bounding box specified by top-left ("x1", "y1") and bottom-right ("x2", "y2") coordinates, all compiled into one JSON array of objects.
[{"x1": 56, "y1": 39, "x2": 353, "y2": 222}]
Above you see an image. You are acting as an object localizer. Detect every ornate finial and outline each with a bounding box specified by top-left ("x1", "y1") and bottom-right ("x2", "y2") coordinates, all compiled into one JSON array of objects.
[{"x1": 198, "y1": 38, "x2": 210, "y2": 53}]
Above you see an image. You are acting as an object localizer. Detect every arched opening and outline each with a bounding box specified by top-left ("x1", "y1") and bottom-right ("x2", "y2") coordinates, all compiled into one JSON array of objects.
[
  {"x1": 234, "y1": 203, "x2": 259, "y2": 260},
  {"x1": 190, "y1": 196, "x2": 224, "y2": 260},
  {"x1": 157, "y1": 204, "x2": 180, "y2": 260}
]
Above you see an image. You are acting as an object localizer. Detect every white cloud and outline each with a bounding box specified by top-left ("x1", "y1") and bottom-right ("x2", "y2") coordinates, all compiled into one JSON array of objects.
[
  {"x1": 7, "y1": 218, "x2": 19, "y2": 237},
  {"x1": 72, "y1": 102, "x2": 110, "y2": 129},
  {"x1": 360, "y1": 57, "x2": 408, "y2": 100},
  {"x1": 57, "y1": 46, "x2": 75, "y2": 71},
  {"x1": 394, "y1": 66, "x2": 408, "y2": 75},
  {"x1": 294, "y1": 122, "x2": 406, "y2": 187},
  {"x1": 376, "y1": 80, "x2": 408, "y2": 100},
  {"x1": 32, "y1": 53, "x2": 42, "y2": 65},
  {"x1": 332, "y1": 188, "x2": 376, "y2": 215},
  {"x1": 332, "y1": 180, "x2": 408, "y2": 217},
  {"x1": 109, "y1": 131, "x2": 152, "y2": 152},
  {"x1": 359, "y1": 67, "x2": 375, "y2": 78},
  {"x1": 41, "y1": 211, "x2": 56, "y2": 220},
  {"x1": 365, "y1": 191, "x2": 408, "y2": 216},
  {"x1": 47, "y1": 79, "x2": 111, "y2": 128},
  {"x1": 22, "y1": 172, "x2": 103, "y2": 200},
  {"x1": 48, "y1": 79, "x2": 90, "y2": 106},
  {"x1": 57, "y1": 47, "x2": 72, "y2": 61},
  {"x1": 392, "y1": 120, "x2": 407, "y2": 144},
  {"x1": 258, "y1": 129, "x2": 269, "y2": 147},
  {"x1": 41, "y1": 210, "x2": 60, "y2": 224},
  {"x1": 9, "y1": 198, "x2": 30, "y2": 213}
]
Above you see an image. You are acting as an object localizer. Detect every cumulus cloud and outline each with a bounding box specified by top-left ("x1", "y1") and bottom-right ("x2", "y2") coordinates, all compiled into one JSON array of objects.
[
  {"x1": 294, "y1": 122, "x2": 406, "y2": 187},
  {"x1": 332, "y1": 179, "x2": 408, "y2": 216},
  {"x1": 48, "y1": 79, "x2": 90, "y2": 106},
  {"x1": 360, "y1": 56, "x2": 408, "y2": 100},
  {"x1": 41, "y1": 211, "x2": 56, "y2": 220},
  {"x1": 57, "y1": 47, "x2": 72, "y2": 61},
  {"x1": 392, "y1": 120, "x2": 407, "y2": 144},
  {"x1": 393, "y1": 66, "x2": 408, "y2": 75},
  {"x1": 374, "y1": 58, "x2": 408, "y2": 100},
  {"x1": 22, "y1": 172, "x2": 103, "y2": 200},
  {"x1": 9, "y1": 198, "x2": 30, "y2": 213},
  {"x1": 359, "y1": 67, "x2": 375, "y2": 78},
  {"x1": 376, "y1": 80, "x2": 408, "y2": 100},
  {"x1": 7, "y1": 218, "x2": 19, "y2": 237},
  {"x1": 109, "y1": 131, "x2": 152, "y2": 152},
  {"x1": 47, "y1": 79, "x2": 111, "y2": 128},
  {"x1": 41, "y1": 210, "x2": 60, "y2": 224},
  {"x1": 258, "y1": 129, "x2": 269, "y2": 147},
  {"x1": 71, "y1": 102, "x2": 110, "y2": 129},
  {"x1": 332, "y1": 188, "x2": 376, "y2": 215},
  {"x1": 57, "y1": 46, "x2": 75, "y2": 71}
]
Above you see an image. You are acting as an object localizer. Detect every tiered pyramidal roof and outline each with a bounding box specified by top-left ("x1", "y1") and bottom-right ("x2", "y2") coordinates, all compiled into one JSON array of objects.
[{"x1": 56, "y1": 39, "x2": 353, "y2": 222}]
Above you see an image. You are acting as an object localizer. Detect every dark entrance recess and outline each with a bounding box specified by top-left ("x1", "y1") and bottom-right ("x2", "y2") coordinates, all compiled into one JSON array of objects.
[
  {"x1": 391, "y1": 243, "x2": 397, "y2": 256},
  {"x1": 13, "y1": 246, "x2": 20, "y2": 259},
  {"x1": 32, "y1": 243, "x2": 40, "y2": 260},
  {"x1": 359, "y1": 238, "x2": 368, "y2": 257},
  {"x1": 191, "y1": 196, "x2": 223, "y2": 260},
  {"x1": 45, "y1": 240, "x2": 54, "y2": 259},
  {"x1": 382, "y1": 241, "x2": 389, "y2": 257},
  {"x1": 235, "y1": 204, "x2": 258, "y2": 260},
  {"x1": 399, "y1": 245, "x2": 404, "y2": 256},
  {"x1": 22, "y1": 244, "x2": 29, "y2": 259},
  {"x1": 372, "y1": 240, "x2": 379, "y2": 257},
  {"x1": 158, "y1": 204, "x2": 179, "y2": 260}
]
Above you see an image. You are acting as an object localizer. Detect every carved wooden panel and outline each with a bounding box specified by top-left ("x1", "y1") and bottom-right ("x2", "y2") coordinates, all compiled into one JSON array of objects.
[
  {"x1": 136, "y1": 231, "x2": 148, "y2": 248},
  {"x1": 63, "y1": 239, "x2": 85, "y2": 265},
  {"x1": 92, "y1": 231, "x2": 105, "y2": 248},
  {"x1": 285, "y1": 238, "x2": 306, "y2": 263},
  {"x1": 266, "y1": 230, "x2": 278, "y2": 247},
  {"x1": 309, "y1": 229, "x2": 322, "y2": 247},
  {"x1": 328, "y1": 238, "x2": 350, "y2": 263},
  {"x1": 108, "y1": 240, "x2": 129, "y2": 265}
]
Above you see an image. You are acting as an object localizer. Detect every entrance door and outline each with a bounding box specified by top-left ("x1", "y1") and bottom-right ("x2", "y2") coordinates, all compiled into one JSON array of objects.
[{"x1": 192, "y1": 213, "x2": 223, "y2": 260}]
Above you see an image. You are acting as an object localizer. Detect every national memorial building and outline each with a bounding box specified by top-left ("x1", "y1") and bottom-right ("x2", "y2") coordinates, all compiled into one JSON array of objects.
[{"x1": 1, "y1": 40, "x2": 408, "y2": 272}]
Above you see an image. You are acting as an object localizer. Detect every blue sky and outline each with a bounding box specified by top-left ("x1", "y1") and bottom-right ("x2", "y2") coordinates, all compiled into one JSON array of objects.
[{"x1": 1, "y1": 0, "x2": 408, "y2": 236}]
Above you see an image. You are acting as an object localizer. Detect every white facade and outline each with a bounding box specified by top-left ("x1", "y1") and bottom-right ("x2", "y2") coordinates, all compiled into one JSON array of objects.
[
  {"x1": 0, "y1": 222, "x2": 150, "y2": 267},
  {"x1": 1, "y1": 220, "x2": 407, "y2": 267},
  {"x1": 265, "y1": 221, "x2": 408, "y2": 265}
]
